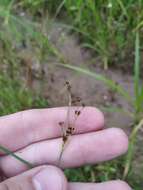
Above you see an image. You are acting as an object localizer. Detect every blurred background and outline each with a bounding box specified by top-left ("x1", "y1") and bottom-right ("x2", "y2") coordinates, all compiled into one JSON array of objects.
[{"x1": 0, "y1": 0, "x2": 143, "y2": 189}]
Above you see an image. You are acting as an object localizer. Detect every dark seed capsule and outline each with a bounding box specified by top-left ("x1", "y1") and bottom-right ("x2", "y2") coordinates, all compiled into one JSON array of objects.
[
  {"x1": 77, "y1": 111, "x2": 81, "y2": 115},
  {"x1": 66, "y1": 81, "x2": 69, "y2": 85},
  {"x1": 65, "y1": 81, "x2": 71, "y2": 90},
  {"x1": 63, "y1": 135, "x2": 68, "y2": 142},
  {"x1": 66, "y1": 131, "x2": 71, "y2": 135},
  {"x1": 82, "y1": 103, "x2": 85, "y2": 107},
  {"x1": 67, "y1": 128, "x2": 72, "y2": 133},
  {"x1": 72, "y1": 100, "x2": 78, "y2": 104},
  {"x1": 75, "y1": 110, "x2": 81, "y2": 115},
  {"x1": 72, "y1": 98, "x2": 81, "y2": 104},
  {"x1": 76, "y1": 97, "x2": 81, "y2": 102},
  {"x1": 59, "y1": 121, "x2": 64, "y2": 126}
]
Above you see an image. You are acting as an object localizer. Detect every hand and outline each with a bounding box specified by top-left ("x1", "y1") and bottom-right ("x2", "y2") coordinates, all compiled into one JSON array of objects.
[{"x1": 0, "y1": 107, "x2": 131, "y2": 190}]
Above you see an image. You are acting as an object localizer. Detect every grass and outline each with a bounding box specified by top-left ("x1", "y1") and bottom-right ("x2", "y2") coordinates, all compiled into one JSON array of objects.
[
  {"x1": 0, "y1": 0, "x2": 143, "y2": 189},
  {"x1": 1, "y1": 1, "x2": 143, "y2": 68},
  {"x1": 0, "y1": 72, "x2": 48, "y2": 115},
  {"x1": 0, "y1": 71, "x2": 48, "y2": 170},
  {"x1": 1, "y1": 0, "x2": 143, "y2": 68},
  {"x1": 53, "y1": 0, "x2": 143, "y2": 68}
]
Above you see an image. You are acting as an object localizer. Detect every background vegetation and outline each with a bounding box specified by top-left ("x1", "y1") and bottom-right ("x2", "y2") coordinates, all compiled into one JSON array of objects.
[{"x1": 0, "y1": 0, "x2": 143, "y2": 189}]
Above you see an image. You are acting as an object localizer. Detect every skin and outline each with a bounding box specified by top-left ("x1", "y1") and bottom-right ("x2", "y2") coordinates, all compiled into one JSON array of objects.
[{"x1": 0, "y1": 107, "x2": 132, "y2": 190}]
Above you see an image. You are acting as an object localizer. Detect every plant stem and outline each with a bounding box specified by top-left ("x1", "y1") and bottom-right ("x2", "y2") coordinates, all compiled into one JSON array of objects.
[{"x1": 123, "y1": 119, "x2": 143, "y2": 179}]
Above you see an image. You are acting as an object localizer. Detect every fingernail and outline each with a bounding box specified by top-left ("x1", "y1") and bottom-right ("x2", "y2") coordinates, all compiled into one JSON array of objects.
[{"x1": 32, "y1": 167, "x2": 63, "y2": 190}]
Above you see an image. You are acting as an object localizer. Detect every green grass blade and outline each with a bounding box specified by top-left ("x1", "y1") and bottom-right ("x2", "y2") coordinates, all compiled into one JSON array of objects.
[
  {"x1": 134, "y1": 20, "x2": 143, "y2": 31},
  {"x1": 54, "y1": 0, "x2": 66, "y2": 18},
  {"x1": 58, "y1": 63, "x2": 133, "y2": 103},
  {"x1": 0, "y1": 145, "x2": 33, "y2": 168},
  {"x1": 123, "y1": 119, "x2": 143, "y2": 179},
  {"x1": 134, "y1": 31, "x2": 140, "y2": 111},
  {"x1": 116, "y1": 0, "x2": 128, "y2": 18},
  {"x1": 101, "y1": 106, "x2": 134, "y2": 119},
  {"x1": 136, "y1": 86, "x2": 143, "y2": 113}
]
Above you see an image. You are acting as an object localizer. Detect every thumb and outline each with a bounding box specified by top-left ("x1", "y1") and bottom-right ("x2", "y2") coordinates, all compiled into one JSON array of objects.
[{"x1": 0, "y1": 165, "x2": 67, "y2": 190}]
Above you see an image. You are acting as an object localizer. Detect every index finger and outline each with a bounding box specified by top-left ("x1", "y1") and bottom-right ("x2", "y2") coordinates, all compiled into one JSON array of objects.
[{"x1": 0, "y1": 107, "x2": 104, "y2": 153}]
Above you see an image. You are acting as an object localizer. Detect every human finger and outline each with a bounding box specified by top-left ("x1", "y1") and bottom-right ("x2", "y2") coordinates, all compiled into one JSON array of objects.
[
  {"x1": 0, "y1": 128, "x2": 128, "y2": 177},
  {"x1": 0, "y1": 165, "x2": 67, "y2": 190},
  {"x1": 0, "y1": 107, "x2": 104, "y2": 153},
  {"x1": 69, "y1": 180, "x2": 132, "y2": 190}
]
